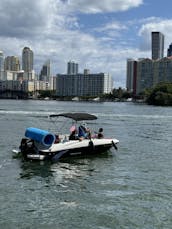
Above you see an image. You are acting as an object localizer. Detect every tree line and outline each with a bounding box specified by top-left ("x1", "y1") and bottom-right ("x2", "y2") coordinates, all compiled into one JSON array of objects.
[
  {"x1": 27, "y1": 82, "x2": 172, "y2": 106},
  {"x1": 145, "y1": 82, "x2": 172, "y2": 106}
]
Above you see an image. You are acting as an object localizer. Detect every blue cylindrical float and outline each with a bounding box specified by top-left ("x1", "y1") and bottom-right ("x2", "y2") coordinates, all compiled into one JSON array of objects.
[{"x1": 25, "y1": 127, "x2": 55, "y2": 146}]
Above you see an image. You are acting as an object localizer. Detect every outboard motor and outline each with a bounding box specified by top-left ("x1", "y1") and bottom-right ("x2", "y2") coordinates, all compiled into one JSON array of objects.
[{"x1": 20, "y1": 138, "x2": 34, "y2": 159}]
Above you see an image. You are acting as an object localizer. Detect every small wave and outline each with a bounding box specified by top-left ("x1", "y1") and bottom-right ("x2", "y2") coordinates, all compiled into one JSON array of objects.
[
  {"x1": 95, "y1": 113, "x2": 172, "y2": 119},
  {"x1": 0, "y1": 110, "x2": 51, "y2": 116}
]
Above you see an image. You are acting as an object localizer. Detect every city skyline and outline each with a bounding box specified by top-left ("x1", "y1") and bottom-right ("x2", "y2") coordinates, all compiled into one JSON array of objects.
[{"x1": 1, "y1": 0, "x2": 172, "y2": 87}]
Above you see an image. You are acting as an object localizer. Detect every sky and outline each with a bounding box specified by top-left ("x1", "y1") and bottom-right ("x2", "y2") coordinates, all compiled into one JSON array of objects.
[{"x1": 1, "y1": 0, "x2": 172, "y2": 88}]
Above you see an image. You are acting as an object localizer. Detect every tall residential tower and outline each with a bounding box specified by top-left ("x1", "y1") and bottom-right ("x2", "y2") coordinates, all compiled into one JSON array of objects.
[
  {"x1": 67, "y1": 61, "x2": 78, "y2": 75},
  {"x1": 151, "y1": 32, "x2": 164, "y2": 60},
  {"x1": 4, "y1": 56, "x2": 20, "y2": 71},
  {"x1": 39, "y1": 59, "x2": 51, "y2": 82},
  {"x1": 0, "y1": 51, "x2": 4, "y2": 71},
  {"x1": 22, "y1": 47, "x2": 34, "y2": 72},
  {"x1": 167, "y1": 43, "x2": 172, "y2": 57}
]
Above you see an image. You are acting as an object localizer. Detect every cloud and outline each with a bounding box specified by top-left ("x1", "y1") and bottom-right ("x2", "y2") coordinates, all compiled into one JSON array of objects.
[
  {"x1": 64, "y1": 0, "x2": 143, "y2": 14},
  {"x1": 0, "y1": 0, "x2": 152, "y2": 88},
  {"x1": 138, "y1": 18, "x2": 172, "y2": 51},
  {"x1": 0, "y1": 0, "x2": 52, "y2": 37},
  {"x1": 96, "y1": 22, "x2": 127, "y2": 33}
]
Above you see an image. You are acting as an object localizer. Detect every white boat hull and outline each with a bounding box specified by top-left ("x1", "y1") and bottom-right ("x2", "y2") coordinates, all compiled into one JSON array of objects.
[
  {"x1": 19, "y1": 112, "x2": 119, "y2": 161},
  {"x1": 20, "y1": 138, "x2": 119, "y2": 161}
]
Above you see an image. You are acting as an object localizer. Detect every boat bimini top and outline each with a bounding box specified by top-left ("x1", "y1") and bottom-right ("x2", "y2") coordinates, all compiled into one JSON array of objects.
[{"x1": 49, "y1": 112, "x2": 97, "y2": 121}]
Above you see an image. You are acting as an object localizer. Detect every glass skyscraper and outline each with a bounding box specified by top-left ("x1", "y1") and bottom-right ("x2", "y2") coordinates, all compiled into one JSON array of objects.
[
  {"x1": 151, "y1": 32, "x2": 164, "y2": 60},
  {"x1": 67, "y1": 61, "x2": 78, "y2": 75},
  {"x1": 0, "y1": 51, "x2": 4, "y2": 71},
  {"x1": 167, "y1": 43, "x2": 172, "y2": 57},
  {"x1": 39, "y1": 60, "x2": 51, "y2": 82}
]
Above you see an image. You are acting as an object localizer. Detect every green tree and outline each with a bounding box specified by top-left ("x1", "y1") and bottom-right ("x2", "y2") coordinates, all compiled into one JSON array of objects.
[{"x1": 146, "y1": 82, "x2": 172, "y2": 106}]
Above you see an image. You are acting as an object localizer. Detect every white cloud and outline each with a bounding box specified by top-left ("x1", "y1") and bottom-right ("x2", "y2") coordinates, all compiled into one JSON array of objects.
[
  {"x1": 0, "y1": 0, "x2": 162, "y2": 88},
  {"x1": 64, "y1": 0, "x2": 143, "y2": 14},
  {"x1": 138, "y1": 18, "x2": 172, "y2": 51},
  {"x1": 96, "y1": 22, "x2": 127, "y2": 33},
  {"x1": 0, "y1": 0, "x2": 53, "y2": 37}
]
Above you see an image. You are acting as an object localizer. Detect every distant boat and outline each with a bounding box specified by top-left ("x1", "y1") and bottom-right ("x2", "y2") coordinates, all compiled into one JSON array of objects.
[
  {"x1": 17, "y1": 113, "x2": 119, "y2": 161},
  {"x1": 126, "y1": 98, "x2": 132, "y2": 102},
  {"x1": 44, "y1": 97, "x2": 50, "y2": 100},
  {"x1": 92, "y1": 97, "x2": 100, "y2": 101},
  {"x1": 72, "y1": 97, "x2": 79, "y2": 101}
]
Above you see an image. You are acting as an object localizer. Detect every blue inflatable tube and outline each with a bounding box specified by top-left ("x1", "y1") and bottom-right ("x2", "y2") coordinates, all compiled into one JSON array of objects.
[{"x1": 25, "y1": 127, "x2": 55, "y2": 146}]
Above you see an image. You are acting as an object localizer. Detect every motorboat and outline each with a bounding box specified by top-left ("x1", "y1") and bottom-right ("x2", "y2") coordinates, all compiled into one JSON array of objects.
[{"x1": 18, "y1": 113, "x2": 119, "y2": 161}]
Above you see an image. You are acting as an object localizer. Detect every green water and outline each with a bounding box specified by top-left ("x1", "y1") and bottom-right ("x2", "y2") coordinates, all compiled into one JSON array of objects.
[{"x1": 0, "y1": 100, "x2": 172, "y2": 228}]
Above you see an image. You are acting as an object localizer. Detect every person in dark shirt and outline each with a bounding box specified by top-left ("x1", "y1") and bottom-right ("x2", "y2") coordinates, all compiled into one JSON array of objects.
[
  {"x1": 97, "y1": 128, "x2": 104, "y2": 139},
  {"x1": 69, "y1": 130, "x2": 77, "y2": 140},
  {"x1": 78, "y1": 125, "x2": 91, "y2": 139},
  {"x1": 54, "y1": 134, "x2": 60, "y2": 143}
]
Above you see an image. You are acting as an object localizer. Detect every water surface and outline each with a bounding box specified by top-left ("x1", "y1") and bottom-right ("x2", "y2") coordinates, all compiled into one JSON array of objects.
[{"x1": 0, "y1": 100, "x2": 172, "y2": 228}]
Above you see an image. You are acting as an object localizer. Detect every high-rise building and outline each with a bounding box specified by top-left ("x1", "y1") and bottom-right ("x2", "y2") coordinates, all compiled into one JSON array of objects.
[
  {"x1": 56, "y1": 72, "x2": 112, "y2": 97},
  {"x1": 67, "y1": 61, "x2": 78, "y2": 75},
  {"x1": 127, "y1": 57, "x2": 172, "y2": 95},
  {"x1": 4, "y1": 56, "x2": 20, "y2": 71},
  {"x1": 126, "y1": 32, "x2": 172, "y2": 95},
  {"x1": 126, "y1": 59, "x2": 137, "y2": 93},
  {"x1": 22, "y1": 47, "x2": 34, "y2": 72},
  {"x1": 151, "y1": 32, "x2": 164, "y2": 60},
  {"x1": 0, "y1": 51, "x2": 4, "y2": 71},
  {"x1": 167, "y1": 43, "x2": 172, "y2": 57},
  {"x1": 39, "y1": 60, "x2": 51, "y2": 82}
]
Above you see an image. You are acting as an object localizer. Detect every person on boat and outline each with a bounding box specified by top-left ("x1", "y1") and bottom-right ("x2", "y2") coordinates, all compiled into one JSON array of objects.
[
  {"x1": 85, "y1": 127, "x2": 91, "y2": 139},
  {"x1": 54, "y1": 134, "x2": 60, "y2": 143},
  {"x1": 78, "y1": 125, "x2": 91, "y2": 139},
  {"x1": 78, "y1": 125, "x2": 86, "y2": 138},
  {"x1": 69, "y1": 126, "x2": 78, "y2": 140},
  {"x1": 69, "y1": 130, "x2": 77, "y2": 140},
  {"x1": 97, "y1": 128, "x2": 104, "y2": 139}
]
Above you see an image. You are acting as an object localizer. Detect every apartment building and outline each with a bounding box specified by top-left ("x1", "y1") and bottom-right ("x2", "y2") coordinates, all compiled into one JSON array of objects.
[{"x1": 56, "y1": 72, "x2": 113, "y2": 97}]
